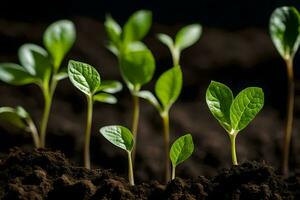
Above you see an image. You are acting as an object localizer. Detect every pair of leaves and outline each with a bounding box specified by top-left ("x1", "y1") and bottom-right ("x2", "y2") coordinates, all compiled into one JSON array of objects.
[
  {"x1": 100, "y1": 125, "x2": 134, "y2": 152},
  {"x1": 270, "y1": 6, "x2": 300, "y2": 60},
  {"x1": 206, "y1": 81, "x2": 264, "y2": 133},
  {"x1": 0, "y1": 106, "x2": 29, "y2": 130},
  {"x1": 170, "y1": 134, "x2": 194, "y2": 167},
  {"x1": 68, "y1": 60, "x2": 122, "y2": 104}
]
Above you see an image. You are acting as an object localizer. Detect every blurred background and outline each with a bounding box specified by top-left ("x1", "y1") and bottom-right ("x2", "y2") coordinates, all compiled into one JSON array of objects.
[{"x1": 0, "y1": 0, "x2": 300, "y2": 183}]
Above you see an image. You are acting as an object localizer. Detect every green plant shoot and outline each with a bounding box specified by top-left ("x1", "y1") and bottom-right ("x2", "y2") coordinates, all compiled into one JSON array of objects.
[
  {"x1": 157, "y1": 24, "x2": 202, "y2": 66},
  {"x1": 0, "y1": 20, "x2": 76, "y2": 148},
  {"x1": 100, "y1": 125, "x2": 135, "y2": 186},
  {"x1": 68, "y1": 60, "x2": 122, "y2": 169},
  {"x1": 206, "y1": 81, "x2": 264, "y2": 165},
  {"x1": 269, "y1": 6, "x2": 300, "y2": 176},
  {"x1": 170, "y1": 134, "x2": 194, "y2": 180},
  {"x1": 0, "y1": 106, "x2": 39, "y2": 148},
  {"x1": 104, "y1": 10, "x2": 155, "y2": 160}
]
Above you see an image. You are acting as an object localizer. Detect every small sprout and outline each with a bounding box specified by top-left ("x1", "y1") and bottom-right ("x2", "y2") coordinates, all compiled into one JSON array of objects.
[
  {"x1": 0, "y1": 20, "x2": 76, "y2": 148},
  {"x1": 206, "y1": 81, "x2": 264, "y2": 165},
  {"x1": 104, "y1": 10, "x2": 155, "y2": 161},
  {"x1": 68, "y1": 60, "x2": 122, "y2": 169},
  {"x1": 157, "y1": 24, "x2": 202, "y2": 66},
  {"x1": 0, "y1": 106, "x2": 40, "y2": 148},
  {"x1": 269, "y1": 6, "x2": 300, "y2": 175},
  {"x1": 170, "y1": 134, "x2": 194, "y2": 180},
  {"x1": 100, "y1": 125, "x2": 135, "y2": 186}
]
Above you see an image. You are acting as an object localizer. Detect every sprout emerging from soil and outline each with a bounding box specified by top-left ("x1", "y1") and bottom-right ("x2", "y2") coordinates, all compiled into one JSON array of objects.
[
  {"x1": 0, "y1": 20, "x2": 76, "y2": 148},
  {"x1": 104, "y1": 11, "x2": 155, "y2": 161},
  {"x1": 170, "y1": 134, "x2": 194, "y2": 180},
  {"x1": 269, "y1": 6, "x2": 300, "y2": 176},
  {"x1": 68, "y1": 60, "x2": 122, "y2": 169},
  {"x1": 100, "y1": 125, "x2": 135, "y2": 186},
  {"x1": 206, "y1": 81, "x2": 264, "y2": 165}
]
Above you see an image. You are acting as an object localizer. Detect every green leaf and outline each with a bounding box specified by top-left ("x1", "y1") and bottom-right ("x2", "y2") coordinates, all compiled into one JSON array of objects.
[
  {"x1": 98, "y1": 80, "x2": 122, "y2": 94},
  {"x1": 68, "y1": 60, "x2": 101, "y2": 95},
  {"x1": 105, "y1": 15, "x2": 122, "y2": 46},
  {"x1": 44, "y1": 20, "x2": 76, "y2": 69},
  {"x1": 100, "y1": 125, "x2": 134, "y2": 152},
  {"x1": 206, "y1": 81, "x2": 234, "y2": 132},
  {"x1": 120, "y1": 48, "x2": 155, "y2": 87},
  {"x1": 54, "y1": 68, "x2": 68, "y2": 81},
  {"x1": 137, "y1": 90, "x2": 161, "y2": 111},
  {"x1": 93, "y1": 93, "x2": 117, "y2": 104},
  {"x1": 175, "y1": 24, "x2": 202, "y2": 51},
  {"x1": 0, "y1": 63, "x2": 36, "y2": 85},
  {"x1": 170, "y1": 134, "x2": 194, "y2": 167},
  {"x1": 123, "y1": 10, "x2": 152, "y2": 43},
  {"x1": 0, "y1": 106, "x2": 28, "y2": 129},
  {"x1": 155, "y1": 66, "x2": 182, "y2": 111},
  {"x1": 18, "y1": 44, "x2": 52, "y2": 83},
  {"x1": 230, "y1": 87, "x2": 264, "y2": 132},
  {"x1": 270, "y1": 6, "x2": 300, "y2": 59},
  {"x1": 157, "y1": 33, "x2": 174, "y2": 50}
]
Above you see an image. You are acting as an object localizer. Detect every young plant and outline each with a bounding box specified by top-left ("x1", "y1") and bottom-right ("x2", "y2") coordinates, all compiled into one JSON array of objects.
[
  {"x1": 269, "y1": 6, "x2": 300, "y2": 175},
  {"x1": 157, "y1": 24, "x2": 202, "y2": 66},
  {"x1": 100, "y1": 125, "x2": 135, "y2": 186},
  {"x1": 206, "y1": 81, "x2": 264, "y2": 165},
  {"x1": 0, "y1": 20, "x2": 76, "y2": 147},
  {"x1": 104, "y1": 10, "x2": 155, "y2": 160},
  {"x1": 170, "y1": 134, "x2": 194, "y2": 180},
  {"x1": 0, "y1": 106, "x2": 39, "y2": 148},
  {"x1": 68, "y1": 60, "x2": 122, "y2": 169}
]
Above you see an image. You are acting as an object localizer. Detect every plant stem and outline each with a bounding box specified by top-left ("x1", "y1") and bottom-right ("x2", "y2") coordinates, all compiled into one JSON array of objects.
[
  {"x1": 171, "y1": 165, "x2": 176, "y2": 180},
  {"x1": 229, "y1": 132, "x2": 238, "y2": 165},
  {"x1": 283, "y1": 58, "x2": 294, "y2": 176},
  {"x1": 172, "y1": 48, "x2": 180, "y2": 66},
  {"x1": 25, "y1": 117, "x2": 40, "y2": 148},
  {"x1": 84, "y1": 95, "x2": 93, "y2": 169},
  {"x1": 40, "y1": 89, "x2": 52, "y2": 148},
  {"x1": 131, "y1": 93, "x2": 140, "y2": 162},
  {"x1": 127, "y1": 152, "x2": 135, "y2": 186},
  {"x1": 162, "y1": 112, "x2": 171, "y2": 183}
]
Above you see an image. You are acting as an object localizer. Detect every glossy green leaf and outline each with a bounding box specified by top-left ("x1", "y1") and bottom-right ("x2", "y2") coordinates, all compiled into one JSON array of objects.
[
  {"x1": 175, "y1": 24, "x2": 202, "y2": 51},
  {"x1": 0, "y1": 106, "x2": 28, "y2": 129},
  {"x1": 93, "y1": 93, "x2": 117, "y2": 104},
  {"x1": 18, "y1": 44, "x2": 52, "y2": 82},
  {"x1": 0, "y1": 63, "x2": 36, "y2": 85},
  {"x1": 123, "y1": 10, "x2": 152, "y2": 43},
  {"x1": 100, "y1": 125, "x2": 134, "y2": 152},
  {"x1": 68, "y1": 60, "x2": 101, "y2": 95},
  {"x1": 120, "y1": 48, "x2": 155, "y2": 87},
  {"x1": 155, "y1": 66, "x2": 182, "y2": 111},
  {"x1": 270, "y1": 6, "x2": 300, "y2": 59},
  {"x1": 206, "y1": 81, "x2": 234, "y2": 132},
  {"x1": 98, "y1": 80, "x2": 122, "y2": 94},
  {"x1": 137, "y1": 90, "x2": 161, "y2": 111},
  {"x1": 170, "y1": 134, "x2": 194, "y2": 167},
  {"x1": 157, "y1": 33, "x2": 174, "y2": 50},
  {"x1": 44, "y1": 20, "x2": 76, "y2": 69},
  {"x1": 230, "y1": 87, "x2": 264, "y2": 132},
  {"x1": 105, "y1": 15, "x2": 122, "y2": 46}
]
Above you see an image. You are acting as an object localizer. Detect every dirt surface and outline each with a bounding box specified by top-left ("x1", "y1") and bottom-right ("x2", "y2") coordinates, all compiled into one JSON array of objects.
[{"x1": 0, "y1": 148, "x2": 297, "y2": 200}]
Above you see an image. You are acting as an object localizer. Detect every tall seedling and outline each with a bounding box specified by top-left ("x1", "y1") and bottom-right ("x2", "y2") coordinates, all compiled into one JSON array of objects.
[
  {"x1": 105, "y1": 11, "x2": 155, "y2": 160},
  {"x1": 270, "y1": 6, "x2": 300, "y2": 175},
  {"x1": 206, "y1": 81, "x2": 264, "y2": 165},
  {"x1": 0, "y1": 20, "x2": 76, "y2": 148},
  {"x1": 68, "y1": 60, "x2": 122, "y2": 169},
  {"x1": 137, "y1": 25, "x2": 201, "y2": 182}
]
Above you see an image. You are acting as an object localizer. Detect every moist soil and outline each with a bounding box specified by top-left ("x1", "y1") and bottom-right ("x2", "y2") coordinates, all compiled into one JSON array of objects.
[{"x1": 0, "y1": 148, "x2": 297, "y2": 200}]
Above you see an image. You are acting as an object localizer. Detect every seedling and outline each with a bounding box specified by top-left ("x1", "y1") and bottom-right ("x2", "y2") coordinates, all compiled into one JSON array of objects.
[
  {"x1": 206, "y1": 81, "x2": 264, "y2": 165},
  {"x1": 269, "y1": 6, "x2": 300, "y2": 175},
  {"x1": 0, "y1": 20, "x2": 76, "y2": 148},
  {"x1": 104, "y1": 10, "x2": 155, "y2": 160},
  {"x1": 0, "y1": 106, "x2": 39, "y2": 148},
  {"x1": 170, "y1": 134, "x2": 194, "y2": 180},
  {"x1": 68, "y1": 60, "x2": 122, "y2": 169},
  {"x1": 157, "y1": 24, "x2": 202, "y2": 66},
  {"x1": 100, "y1": 125, "x2": 135, "y2": 186}
]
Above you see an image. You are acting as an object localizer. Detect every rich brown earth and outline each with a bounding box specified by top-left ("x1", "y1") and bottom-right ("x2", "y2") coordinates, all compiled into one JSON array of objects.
[{"x1": 0, "y1": 148, "x2": 298, "y2": 200}]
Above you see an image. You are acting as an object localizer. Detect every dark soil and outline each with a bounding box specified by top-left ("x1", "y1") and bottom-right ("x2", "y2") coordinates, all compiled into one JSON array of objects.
[{"x1": 0, "y1": 148, "x2": 298, "y2": 200}]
